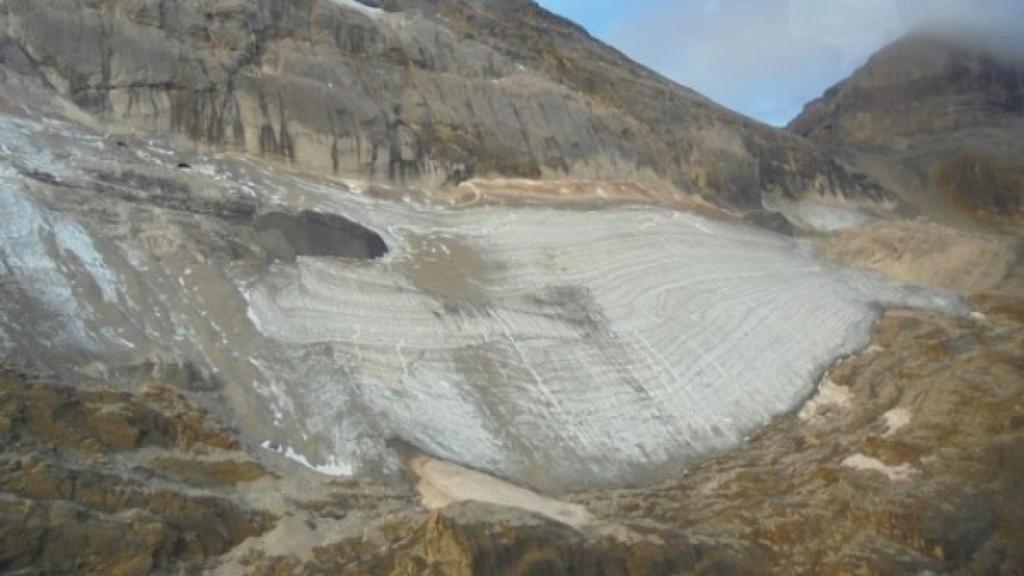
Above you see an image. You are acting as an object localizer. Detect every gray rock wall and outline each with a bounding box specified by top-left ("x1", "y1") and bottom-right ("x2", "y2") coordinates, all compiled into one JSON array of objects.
[{"x1": 0, "y1": 0, "x2": 891, "y2": 209}]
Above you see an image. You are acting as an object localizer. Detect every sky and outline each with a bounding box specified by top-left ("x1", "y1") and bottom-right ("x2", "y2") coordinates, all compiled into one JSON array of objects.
[{"x1": 538, "y1": 0, "x2": 1024, "y2": 126}]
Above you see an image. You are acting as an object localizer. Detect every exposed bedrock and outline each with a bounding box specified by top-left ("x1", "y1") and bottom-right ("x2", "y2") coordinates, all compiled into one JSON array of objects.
[
  {"x1": 0, "y1": 0, "x2": 891, "y2": 211},
  {"x1": 0, "y1": 370, "x2": 275, "y2": 575},
  {"x1": 822, "y1": 220, "x2": 1024, "y2": 295}
]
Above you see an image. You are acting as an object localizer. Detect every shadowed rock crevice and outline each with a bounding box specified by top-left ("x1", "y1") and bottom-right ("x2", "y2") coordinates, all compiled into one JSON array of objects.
[{"x1": 255, "y1": 210, "x2": 388, "y2": 262}]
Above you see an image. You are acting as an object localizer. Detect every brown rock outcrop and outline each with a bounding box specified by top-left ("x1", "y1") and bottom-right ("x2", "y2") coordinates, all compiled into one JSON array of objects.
[
  {"x1": 0, "y1": 373, "x2": 239, "y2": 453},
  {"x1": 821, "y1": 220, "x2": 1023, "y2": 295},
  {"x1": 0, "y1": 369, "x2": 274, "y2": 575}
]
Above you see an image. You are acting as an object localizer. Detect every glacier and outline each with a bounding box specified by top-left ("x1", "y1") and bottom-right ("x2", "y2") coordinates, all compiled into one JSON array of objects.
[{"x1": 0, "y1": 92, "x2": 967, "y2": 491}]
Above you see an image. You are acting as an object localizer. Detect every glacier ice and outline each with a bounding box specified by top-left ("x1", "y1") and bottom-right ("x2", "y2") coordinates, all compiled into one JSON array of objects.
[
  {"x1": 0, "y1": 105, "x2": 968, "y2": 491},
  {"x1": 245, "y1": 195, "x2": 966, "y2": 490}
]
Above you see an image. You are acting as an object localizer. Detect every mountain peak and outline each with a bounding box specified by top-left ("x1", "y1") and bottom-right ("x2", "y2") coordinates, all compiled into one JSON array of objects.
[
  {"x1": 790, "y1": 30, "x2": 1024, "y2": 148},
  {"x1": 789, "y1": 30, "x2": 1024, "y2": 227}
]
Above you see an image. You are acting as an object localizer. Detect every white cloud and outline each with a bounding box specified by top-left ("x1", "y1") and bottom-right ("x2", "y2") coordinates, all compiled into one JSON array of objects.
[{"x1": 602, "y1": 0, "x2": 1024, "y2": 125}]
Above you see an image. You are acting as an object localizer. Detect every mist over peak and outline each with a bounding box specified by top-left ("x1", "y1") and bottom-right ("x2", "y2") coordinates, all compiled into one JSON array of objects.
[
  {"x1": 541, "y1": 0, "x2": 1024, "y2": 124},
  {"x1": 904, "y1": 18, "x2": 1024, "y2": 64}
]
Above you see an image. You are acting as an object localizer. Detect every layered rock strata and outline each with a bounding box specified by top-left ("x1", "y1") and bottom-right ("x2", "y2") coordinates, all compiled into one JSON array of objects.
[{"x1": 0, "y1": 0, "x2": 889, "y2": 212}]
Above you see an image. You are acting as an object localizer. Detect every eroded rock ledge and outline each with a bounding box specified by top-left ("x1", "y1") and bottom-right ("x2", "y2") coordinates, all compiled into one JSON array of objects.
[
  {"x1": 255, "y1": 210, "x2": 389, "y2": 262},
  {"x1": 0, "y1": 371, "x2": 275, "y2": 574}
]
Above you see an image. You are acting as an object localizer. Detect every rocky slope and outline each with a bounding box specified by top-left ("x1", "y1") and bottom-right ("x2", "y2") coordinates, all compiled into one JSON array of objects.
[
  {"x1": 822, "y1": 219, "x2": 1024, "y2": 295},
  {"x1": 0, "y1": 0, "x2": 888, "y2": 214},
  {"x1": 0, "y1": 368, "x2": 276, "y2": 574},
  {"x1": 790, "y1": 30, "x2": 1024, "y2": 229},
  {"x1": 1, "y1": 3, "x2": 1024, "y2": 575}
]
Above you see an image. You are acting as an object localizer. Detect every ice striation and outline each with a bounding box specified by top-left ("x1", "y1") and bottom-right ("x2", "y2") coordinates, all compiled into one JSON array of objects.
[
  {"x1": 245, "y1": 196, "x2": 964, "y2": 490},
  {"x1": 0, "y1": 89, "x2": 967, "y2": 491}
]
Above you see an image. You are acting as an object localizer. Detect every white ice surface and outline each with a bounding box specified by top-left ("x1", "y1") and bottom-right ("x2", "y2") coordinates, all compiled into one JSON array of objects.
[
  {"x1": 246, "y1": 185, "x2": 966, "y2": 489},
  {"x1": 261, "y1": 440, "x2": 354, "y2": 476},
  {"x1": 0, "y1": 180, "x2": 110, "y2": 346},
  {"x1": 328, "y1": 0, "x2": 384, "y2": 18}
]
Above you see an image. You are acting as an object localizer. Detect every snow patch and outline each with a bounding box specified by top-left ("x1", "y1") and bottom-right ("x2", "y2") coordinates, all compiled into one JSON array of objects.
[
  {"x1": 0, "y1": 318, "x2": 11, "y2": 353},
  {"x1": 261, "y1": 440, "x2": 354, "y2": 477},
  {"x1": 328, "y1": 0, "x2": 383, "y2": 18},
  {"x1": 799, "y1": 378, "x2": 853, "y2": 423},
  {"x1": 411, "y1": 456, "x2": 595, "y2": 529},
  {"x1": 773, "y1": 199, "x2": 874, "y2": 233},
  {"x1": 842, "y1": 453, "x2": 918, "y2": 482},
  {"x1": 882, "y1": 407, "x2": 912, "y2": 436}
]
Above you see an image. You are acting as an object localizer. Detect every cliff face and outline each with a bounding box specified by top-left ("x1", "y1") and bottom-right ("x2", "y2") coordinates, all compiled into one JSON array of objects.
[
  {"x1": 0, "y1": 0, "x2": 888, "y2": 211},
  {"x1": 789, "y1": 31, "x2": 1024, "y2": 227}
]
